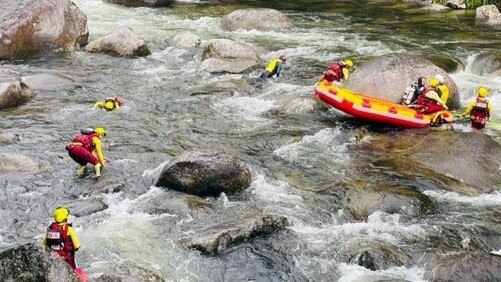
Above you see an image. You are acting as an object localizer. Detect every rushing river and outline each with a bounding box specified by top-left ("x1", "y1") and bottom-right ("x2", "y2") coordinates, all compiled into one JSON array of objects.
[{"x1": 1, "y1": 0, "x2": 501, "y2": 281}]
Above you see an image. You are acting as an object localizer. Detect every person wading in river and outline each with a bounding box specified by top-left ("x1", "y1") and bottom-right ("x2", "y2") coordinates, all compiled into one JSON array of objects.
[
  {"x1": 44, "y1": 207, "x2": 80, "y2": 269},
  {"x1": 462, "y1": 86, "x2": 493, "y2": 129},
  {"x1": 66, "y1": 126, "x2": 107, "y2": 177}
]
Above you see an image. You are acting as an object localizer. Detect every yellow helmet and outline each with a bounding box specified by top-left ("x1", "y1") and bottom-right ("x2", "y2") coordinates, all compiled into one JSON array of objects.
[
  {"x1": 94, "y1": 126, "x2": 106, "y2": 137},
  {"x1": 429, "y1": 78, "x2": 440, "y2": 87},
  {"x1": 53, "y1": 207, "x2": 69, "y2": 223},
  {"x1": 477, "y1": 86, "x2": 488, "y2": 97},
  {"x1": 344, "y1": 59, "x2": 353, "y2": 68}
]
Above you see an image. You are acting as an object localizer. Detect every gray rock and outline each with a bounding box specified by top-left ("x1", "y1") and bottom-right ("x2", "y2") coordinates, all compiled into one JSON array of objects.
[
  {"x1": 188, "y1": 79, "x2": 255, "y2": 96},
  {"x1": 104, "y1": 0, "x2": 173, "y2": 7},
  {"x1": 469, "y1": 53, "x2": 501, "y2": 76},
  {"x1": 67, "y1": 197, "x2": 109, "y2": 217},
  {"x1": 182, "y1": 214, "x2": 289, "y2": 254},
  {"x1": 0, "y1": 0, "x2": 88, "y2": 59},
  {"x1": 345, "y1": 54, "x2": 460, "y2": 110},
  {"x1": 95, "y1": 263, "x2": 164, "y2": 282},
  {"x1": 168, "y1": 31, "x2": 200, "y2": 48},
  {"x1": 0, "y1": 153, "x2": 51, "y2": 174},
  {"x1": 345, "y1": 186, "x2": 434, "y2": 221},
  {"x1": 341, "y1": 241, "x2": 409, "y2": 271},
  {"x1": 424, "y1": 251, "x2": 501, "y2": 281},
  {"x1": 156, "y1": 151, "x2": 251, "y2": 197},
  {"x1": 200, "y1": 58, "x2": 259, "y2": 74},
  {"x1": 85, "y1": 26, "x2": 150, "y2": 57},
  {"x1": 0, "y1": 81, "x2": 36, "y2": 110},
  {"x1": 476, "y1": 5, "x2": 501, "y2": 25},
  {"x1": 0, "y1": 241, "x2": 79, "y2": 282},
  {"x1": 0, "y1": 132, "x2": 20, "y2": 145},
  {"x1": 201, "y1": 39, "x2": 260, "y2": 74},
  {"x1": 221, "y1": 8, "x2": 293, "y2": 32}
]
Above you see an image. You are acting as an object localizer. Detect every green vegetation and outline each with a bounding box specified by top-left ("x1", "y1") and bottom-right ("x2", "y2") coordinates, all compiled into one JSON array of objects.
[{"x1": 432, "y1": 0, "x2": 501, "y2": 9}]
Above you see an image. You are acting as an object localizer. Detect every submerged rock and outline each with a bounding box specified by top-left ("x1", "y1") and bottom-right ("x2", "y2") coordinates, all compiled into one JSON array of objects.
[
  {"x1": 340, "y1": 241, "x2": 409, "y2": 271},
  {"x1": 345, "y1": 53, "x2": 460, "y2": 109},
  {"x1": 220, "y1": 8, "x2": 293, "y2": 31},
  {"x1": 21, "y1": 73, "x2": 76, "y2": 91},
  {"x1": 0, "y1": 153, "x2": 50, "y2": 173},
  {"x1": 0, "y1": 241, "x2": 78, "y2": 281},
  {"x1": 168, "y1": 31, "x2": 200, "y2": 48},
  {"x1": 182, "y1": 214, "x2": 289, "y2": 254},
  {"x1": 0, "y1": 81, "x2": 36, "y2": 110},
  {"x1": 95, "y1": 263, "x2": 164, "y2": 282},
  {"x1": 0, "y1": 0, "x2": 88, "y2": 59},
  {"x1": 85, "y1": 27, "x2": 151, "y2": 57},
  {"x1": 67, "y1": 197, "x2": 109, "y2": 218},
  {"x1": 156, "y1": 151, "x2": 252, "y2": 197},
  {"x1": 104, "y1": 0, "x2": 173, "y2": 7},
  {"x1": 345, "y1": 185, "x2": 435, "y2": 220}
]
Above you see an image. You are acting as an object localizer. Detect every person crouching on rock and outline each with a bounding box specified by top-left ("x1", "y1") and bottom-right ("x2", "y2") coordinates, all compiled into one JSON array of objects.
[
  {"x1": 260, "y1": 55, "x2": 286, "y2": 79},
  {"x1": 462, "y1": 86, "x2": 492, "y2": 129},
  {"x1": 44, "y1": 207, "x2": 80, "y2": 269},
  {"x1": 66, "y1": 126, "x2": 107, "y2": 177},
  {"x1": 321, "y1": 59, "x2": 353, "y2": 83},
  {"x1": 93, "y1": 95, "x2": 123, "y2": 111}
]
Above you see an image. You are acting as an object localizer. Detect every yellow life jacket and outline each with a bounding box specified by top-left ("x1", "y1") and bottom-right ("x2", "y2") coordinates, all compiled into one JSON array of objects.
[{"x1": 265, "y1": 58, "x2": 280, "y2": 72}]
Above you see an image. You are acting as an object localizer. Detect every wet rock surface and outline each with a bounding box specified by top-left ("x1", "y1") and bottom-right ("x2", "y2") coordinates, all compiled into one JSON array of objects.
[
  {"x1": 85, "y1": 27, "x2": 151, "y2": 57},
  {"x1": 0, "y1": 242, "x2": 78, "y2": 282},
  {"x1": 181, "y1": 214, "x2": 289, "y2": 254},
  {"x1": 0, "y1": 81, "x2": 36, "y2": 110}
]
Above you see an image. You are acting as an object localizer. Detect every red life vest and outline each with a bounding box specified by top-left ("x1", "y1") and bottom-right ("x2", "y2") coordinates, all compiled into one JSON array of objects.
[
  {"x1": 46, "y1": 222, "x2": 74, "y2": 253},
  {"x1": 416, "y1": 88, "x2": 437, "y2": 108},
  {"x1": 324, "y1": 62, "x2": 344, "y2": 82},
  {"x1": 70, "y1": 132, "x2": 96, "y2": 151},
  {"x1": 471, "y1": 97, "x2": 489, "y2": 120}
]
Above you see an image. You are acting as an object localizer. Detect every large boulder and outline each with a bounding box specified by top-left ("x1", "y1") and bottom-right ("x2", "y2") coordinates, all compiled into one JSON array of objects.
[
  {"x1": 345, "y1": 54, "x2": 461, "y2": 109},
  {"x1": 221, "y1": 8, "x2": 293, "y2": 32},
  {"x1": 476, "y1": 5, "x2": 501, "y2": 26},
  {"x1": 0, "y1": 0, "x2": 88, "y2": 59},
  {"x1": 168, "y1": 31, "x2": 200, "y2": 48},
  {"x1": 0, "y1": 242, "x2": 79, "y2": 281},
  {"x1": 182, "y1": 214, "x2": 289, "y2": 254},
  {"x1": 156, "y1": 151, "x2": 252, "y2": 197},
  {"x1": 201, "y1": 39, "x2": 260, "y2": 74},
  {"x1": 85, "y1": 27, "x2": 150, "y2": 57},
  {"x1": 104, "y1": 0, "x2": 173, "y2": 7},
  {"x1": 0, "y1": 81, "x2": 36, "y2": 110}
]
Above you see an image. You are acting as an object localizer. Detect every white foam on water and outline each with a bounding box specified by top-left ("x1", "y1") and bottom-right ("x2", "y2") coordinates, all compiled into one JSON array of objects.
[
  {"x1": 142, "y1": 160, "x2": 170, "y2": 178},
  {"x1": 274, "y1": 128, "x2": 350, "y2": 166},
  {"x1": 250, "y1": 174, "x2": 304, "y2": 205},
  {"x1": 213, "y1": 95, "x2": 277, "y2": 118},
  {"x1": 423, "y1": 190, "x2": 501, "y2": 205},
  {"x1": 337, "y1": 263, "x2": 427, "y2": 282},
  {"x1": 291, "y1": 211, "x2": 427, "y2": 246}
]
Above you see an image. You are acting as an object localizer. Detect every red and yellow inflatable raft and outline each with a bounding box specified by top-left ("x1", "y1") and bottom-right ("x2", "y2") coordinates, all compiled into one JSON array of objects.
[{"x1": 314, "y1": 80, "x2": 453, "y2": 128}]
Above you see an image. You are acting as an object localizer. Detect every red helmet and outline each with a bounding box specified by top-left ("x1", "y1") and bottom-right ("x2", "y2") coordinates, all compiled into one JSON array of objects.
[{"x1": 113, "y1": 95, "x2": 123, "y2": 107}]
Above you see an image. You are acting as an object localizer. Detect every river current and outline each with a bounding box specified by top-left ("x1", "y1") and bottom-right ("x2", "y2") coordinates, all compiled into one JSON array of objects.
[{"x1": 1, "y1": 0, "x2": 501, "y2": 281}]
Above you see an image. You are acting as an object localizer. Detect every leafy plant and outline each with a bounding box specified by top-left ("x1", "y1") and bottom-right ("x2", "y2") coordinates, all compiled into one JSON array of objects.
[{"x1": 432, "y1": 0, "x2": 501, "y2": 9}]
